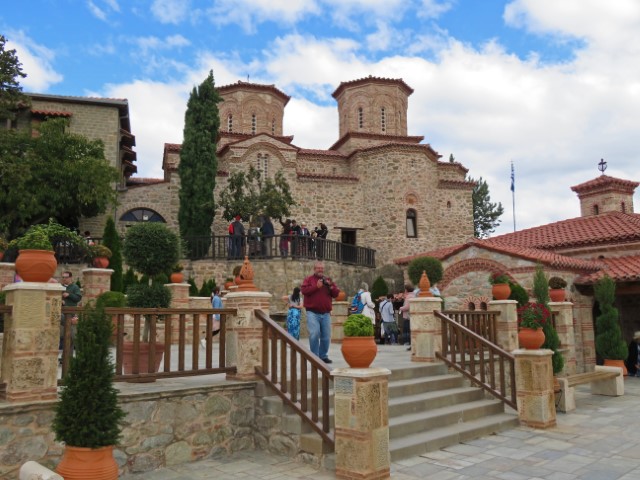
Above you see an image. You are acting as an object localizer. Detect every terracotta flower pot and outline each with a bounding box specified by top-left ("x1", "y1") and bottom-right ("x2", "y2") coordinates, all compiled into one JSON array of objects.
[
  {"x1": 336, "y1": 290, "x2": 347, "y2": 301},
  {"x1": 603, "y1": 358, "x2": 628, "y2": 376},
  {"x1": 341, "y1": 336, "x2": 377, "y2": 368},
  {"x1": 56, "y1": 445, "x2": 118, "y2": 480},
  {"x1": 549, "y1": 289, "x2": 566, "y2": 302},
  {"x1": 92, "y1": 257, "x2": 110, "y2": 268},
  {"x1": 518, "y1": 327, "x2": 545, "y2": 349},
  {"x1": 170, "y1": 272, "x2": 184, "y2": 283},
  {"x1": 491, "y1": 283, "x2": 511, "y2": 300},
  {"x1": 122, "y1": 342, "x2": 166, "y2": 376},
  {"x1": 15, "y1": 249, "x2": 57, "y2": 282}
]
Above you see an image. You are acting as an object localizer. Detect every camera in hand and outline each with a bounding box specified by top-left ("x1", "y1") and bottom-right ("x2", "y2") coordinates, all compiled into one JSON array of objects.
[{"x1": 321, "y1": 277, "x2": 330, "y2": 286}]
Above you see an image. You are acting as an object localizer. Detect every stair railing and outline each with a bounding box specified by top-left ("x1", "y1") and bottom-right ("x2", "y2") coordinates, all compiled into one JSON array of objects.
[
  {"x1": 254, "y1": 309, "x2": 335, "y2": 449},
  {"x1": 435, "y1": 310, "x2": 516, "y2": 410}
]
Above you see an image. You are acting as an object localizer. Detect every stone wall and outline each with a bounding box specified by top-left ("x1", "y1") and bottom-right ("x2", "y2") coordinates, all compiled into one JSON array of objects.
[{"x1": 0, "y1": 382, "x2": 260, "y2": 477}]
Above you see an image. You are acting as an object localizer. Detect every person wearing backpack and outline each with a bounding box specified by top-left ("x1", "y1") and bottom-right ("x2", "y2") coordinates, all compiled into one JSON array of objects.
[
  {"x1": 358, "y1": 283, "x2": 375, "y2": 324},
  {"x1": 380, "y1": 294, "x2": 398, "y2": 345}
]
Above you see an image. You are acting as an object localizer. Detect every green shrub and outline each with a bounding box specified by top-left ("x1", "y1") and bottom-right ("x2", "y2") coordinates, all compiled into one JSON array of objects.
[
  {"x1": 126, "y1": 283, "x2": 172, "y2": 309},
  {"x1": 371, "y1": 276, "x2": 388, "y2": 301},
  {"x1": 95, "y1": 291, "x2": 126, "y2": 309},
  {"x1": 548, "y1": 276, "x2": 567, "y2": 289},
  {"x1": 122, "y1": 268, "x2": 138, "y2": 292},
  {"x1": 199, "y1": 278, "x2": 217, "y2": 298},
  {"x1": 508, "y1": 282, "x2": 529, "y2": 307},
  {"x1": 52, "y1": 305, "x2": 125, "y2": 447},
  {"x1": 489, "y1": 272, "x2": 510, "y2": 284},
  {"x1": 594, "y1": 276, "x2": 627, "y2": 360},
  {"x1": 188, "y1": 277, "x2": 199, "y2": 296},
  {"x1": 122, "y1": 222, "x2": 179, "y2": 277},
  {"x1": 533, "y1": 265, "x2": 563, "y2": 373},
  {"x1": 407, "y1": 256, "x2": 443, "y2": 286},
  {"x1": 344, "y1": 314, "x2": 374, "y2": 337}
]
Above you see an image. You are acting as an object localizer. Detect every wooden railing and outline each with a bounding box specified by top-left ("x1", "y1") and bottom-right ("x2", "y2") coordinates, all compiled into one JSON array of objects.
[
  {"x1": 254, "y1": 309, "x2": 335, "y2": 449},
  {"x1": 60, "y1": 307, "x2": 237, "y2": 383},
  {"x1": 442, "y1": 310, "x2": 500, "y2": 344},
  {"x1": 436, "y1": 310, "x2": 516, "y2": 410}
]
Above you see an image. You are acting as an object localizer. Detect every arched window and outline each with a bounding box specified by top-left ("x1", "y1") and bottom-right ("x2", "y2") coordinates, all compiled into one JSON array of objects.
[
  {"x1": 479, "y1": 302, "x2": 488, "y2": 311},
  {"x1": 621, "y1": 201, "x2": 626, "y2": 213},
  {"x1": 251, "y1": 113, "x2": 257, "y2": 134},
  {"x1": 468, "y1": 302, "x2": 476, "y2": 311},
  {"x1": 381, "y1": 107, "x2": 386, "y2": 133},
  {"x1": 358, "y1": 107, "x2": 363, "y2": 129},
  {"x1": 120, "y1": 208, "x2": 165, "y2": 223},
  {"x1": 447, "y1": 201, "x2": 452, "y2": 209},
  {"x1": 271, "y1": 118, "x2": 276, "y2": 135},
  {"x1": 406, "y1": 209, "x2": 417, "y2": 238},
  {"x1": 227, "y1": 114, "x2": 233, "y2": 133},
  {"x1": 256, "y1": 153, "x2": 269, "y2": 179},
  {"x1": 593, "y1": 204, "x2": 599, "y2": 215}
]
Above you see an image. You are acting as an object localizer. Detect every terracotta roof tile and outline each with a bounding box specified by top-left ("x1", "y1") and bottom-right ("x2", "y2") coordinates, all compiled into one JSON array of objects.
[
  {"x1": 332, "y1": 76, "x2": 414, "y2": 98},
  {"x1": 575, "y1": 255, "x2": 640, "y2": 284},
  {"x1": 487, "y1": 212, "x2": 640, "y2": 249},
  {"x1": 571, "y1": 174, "x2": 639, "y2": 194},
  {"x1": 329, "y1": 131, "x2": 424, "y2": 151},
  {"x1": 297, "y1": 172, "x2": 358, "y2": 181},
  {"x1": 126, "y1": 178, "x2": 167, "y2": 187},
  {"x1": 438, "y1": 179, "x2": 475, "y2": 189},
  {"x1": 394, "y1": 238, "x2": 602, "y2": 271},
  {"x1": 217, "y1": 81, "x2": 290, "y2": 105},
  {"x1": 31, "y1": 109, "x2": 73, "y2": 117},
  {"x1": 164, "y1": 143, "x2": 181, "y2": 153},
  {"x1": 297, "y1": 148, "x2": 347, "y2": 158}
]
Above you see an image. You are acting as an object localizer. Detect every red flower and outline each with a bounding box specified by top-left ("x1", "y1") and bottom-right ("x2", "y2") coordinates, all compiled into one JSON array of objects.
[{"x1": 517, "y1": 302, "x2": 550, "y2": 330}]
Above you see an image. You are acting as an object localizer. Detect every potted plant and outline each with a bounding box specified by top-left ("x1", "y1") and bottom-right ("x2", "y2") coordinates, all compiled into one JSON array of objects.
[
  {"x1": 8, "y1": 228, "x2": 57, "y2": 282},
  {"x1": 594, "y1": 276, "x2": 628, "y2": 373},
  {"x1": 89, "y1": 244, "x2": 112, "y2": 268},
  {"x1": 341, "y1": 313, "x2": 377, "y2": 368},
  {"x1": 489, "y1": 272, "x2": 511, "y2": 300},
  {"x1": 548, "y1": 276, "x2": 568, "y2": 302},
  {"x1": 517, "y1": 302, "x2": 550, "y2": 349},
  {"x1": 52, "y1": 305, "x2": 125, "y2": 479},
  {"x1": 170, "y1": 263, "x2": 184, "y2": 284},
  {"x1": 122, "y1": 222, "x2": 178, "y2": 375}
]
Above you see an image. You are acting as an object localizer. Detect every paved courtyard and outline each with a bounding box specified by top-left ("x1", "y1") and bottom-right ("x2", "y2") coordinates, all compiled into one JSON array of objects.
[{"x1": 120, "y1": 352, "x2": 640, "y2": 480}]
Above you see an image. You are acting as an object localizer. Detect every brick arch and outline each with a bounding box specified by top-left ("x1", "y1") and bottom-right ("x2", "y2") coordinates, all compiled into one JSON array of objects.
[
  {"x1": 440, "y1": 257, "x2": 512, "y2": 290},
  {"x1": 462, "y1": 295, "x2": 492, "y2": 311},
  {"x1": 241, "y1": 142, "x2": 287, "y2": 169}
]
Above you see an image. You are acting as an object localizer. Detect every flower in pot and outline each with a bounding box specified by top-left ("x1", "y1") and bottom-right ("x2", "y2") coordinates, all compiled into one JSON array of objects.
[
  {"x1": 548, "y1": 276, "x2": 568, "y2": 302},
  {"x1": 52, "y1": 305, "x2": 126, "y2": 479},
  {"x1": 516, "y1": 302, "x2": 550, "y2": 349},
  {"x1": 341, "y1": 313, "x2": 377, "y2": 368},
  {"x1": 594, "y1": 276, "x2": 628, "y2": 373},
  {"x1": 8, "y1": 228, "x2": 57, "y2": 282},
  {"x1": 489, "y1": 272, "x2": 511, "y2": 300},
  {"x1": 170, "y1": 263, "x2": 184, "y2": 283},
  {"x1": 89, "y1": 243, "x2": 112, "y2": 268}
]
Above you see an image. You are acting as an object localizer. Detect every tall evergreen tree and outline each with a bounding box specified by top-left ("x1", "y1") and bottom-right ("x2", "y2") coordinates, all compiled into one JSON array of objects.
[
  {"x1": 101, "y1": 216, "x2": 123, "y2": 292},
  {"x1": 469, "y1": 176, "x2": 504, "y2": 238},
  {"x1": 533, "y1": 264, "x2": 564, "y2": 374},
  {"x1": 178, "y1": 70, "x2": 221, "y2": 259},
  {"x1": 0, "y1": 35, "x2": 29, "y2": 121}
]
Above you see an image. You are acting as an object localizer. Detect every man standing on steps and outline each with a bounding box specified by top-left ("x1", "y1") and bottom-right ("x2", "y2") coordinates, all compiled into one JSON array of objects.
[{"x1": 301, "y1": 261, "x2": 340, "y2": 364}]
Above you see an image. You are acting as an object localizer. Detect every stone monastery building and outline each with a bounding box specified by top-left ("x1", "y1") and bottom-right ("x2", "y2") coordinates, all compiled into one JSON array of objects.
[{"x1": 24, "y1": 76, "x2": 475, "y2": 266}]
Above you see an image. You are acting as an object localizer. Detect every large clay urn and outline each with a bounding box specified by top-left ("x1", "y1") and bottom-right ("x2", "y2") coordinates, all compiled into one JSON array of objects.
[
  {"x1": 518, "y1": 328, "x2": 545, "y2": 349},
  {"x1": 15, "y1": 249, "x2": 57, "y2": 282},
  {"x1": 549, "y1": 289, "x2": 566, "y2": 302},
  {"x1": 57, "y1": 445, "x2": 118, "y2": 480},
  {"x1": 491, "y1": 283, "x2": 511, "y2": 301},
  {"x1": 341, "y1": 337, "x2": 377, "y2": 368}
]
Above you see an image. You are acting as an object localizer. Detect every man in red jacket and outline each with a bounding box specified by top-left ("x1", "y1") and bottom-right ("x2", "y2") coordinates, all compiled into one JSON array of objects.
[{"x1": 301, "y1": 262, "x2": 340, "y2": 363}]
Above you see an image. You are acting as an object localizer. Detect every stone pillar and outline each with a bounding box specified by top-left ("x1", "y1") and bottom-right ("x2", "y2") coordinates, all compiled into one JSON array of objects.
[
  {"x1": 0, "y1": 282, "x2": 64, "y2": 402},
  {"x1": 332, "y1": 368, "x2": 391, "y2": 480},
  {"x1": 513, "y1": 349, "x2": 556, "y2": 429},
  {"x1": 81, "y1": 268, "x2": 113, "y2": 304},
  {"x1": 0, "y1": 262, "x2": 15, "y2": 290},
  {"x1": 410, "y1": 296, "x2": 443, "y2": 362},
  {"x1": 489, "y1": 299, "x2": 518, "y2": 351},
  {"x1": 331, "y1": 301, "x2": 348, "y2": 344},
  {"x1": 550, "y1": 301, "x2": 576, "y2": 375},
  {"x1": 167, "y1": 283, "x2": 191, "y2": 343},
  {"x1": 223, "y1": 290, "x2": 272, "y2": 381}
]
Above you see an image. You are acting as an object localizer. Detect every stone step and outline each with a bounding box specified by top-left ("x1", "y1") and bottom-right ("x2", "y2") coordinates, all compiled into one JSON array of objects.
[
  {"x1": 388, "y1": 398, "x2": 505, "y2": 438},
  {"x1": 389, "y1": 413, "x2": 519, "y2": 462},
  {"x1": 388, "y1": 386, "x2": 485, "y2": 417},
  {"x1": 388, "y1": 373, "x2": 465, "y2": 397},
  {"x1": 388, "y1": 363, "x2": 449, "y2": 381}
]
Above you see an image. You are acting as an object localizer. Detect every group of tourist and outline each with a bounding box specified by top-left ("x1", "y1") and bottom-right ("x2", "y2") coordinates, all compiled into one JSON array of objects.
[{"x1": 226, "y1": 216, "x2": 329, "y2": 260}]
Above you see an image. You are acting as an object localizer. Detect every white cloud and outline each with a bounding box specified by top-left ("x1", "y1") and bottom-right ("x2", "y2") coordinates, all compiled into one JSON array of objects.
[
  {"x1": 131, "y1": 34, "x2": 191, "y2": 55},
  {"x1": 6, "y1": 32, "x2": 63, "y2": 91},
  {"x1": 206, "y1": 0, "x2": 320, "y2": 33},
  {"x1": 86, "y1": 0, "x2": 120, "y2": 21},
  {"x1": 417, "y1": 0, "x2": 455, "y2": 19},
  {"x1": 150, "y1": 0, "x2": 191, "y2": 24}
]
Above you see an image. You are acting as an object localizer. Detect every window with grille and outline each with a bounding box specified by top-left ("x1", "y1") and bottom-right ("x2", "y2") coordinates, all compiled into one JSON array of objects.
[
  {"x1": 251, "y1": 113, "x2": 256, "y2": 134},
  {"x1": 256, "y1": 153, "x2": 269, "y2": 178},
  {"x1": 227, "y1": 114, "x2": 233, "y2": 133},
  {"x1": 381, "y1": 107, "x2": 386, "y2": 132},
  {"x1": 272, "y1": 118, "x2": 276, "y2": 135},
  {"x1": 358, "y1": 107, "x2": 363, "y2": 129},
  {"x1": 120, "y1": 208, "x2": 165, "y2": 223}
]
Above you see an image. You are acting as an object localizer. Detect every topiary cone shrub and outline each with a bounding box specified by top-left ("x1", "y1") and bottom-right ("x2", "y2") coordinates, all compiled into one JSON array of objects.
[
  {"x1": 407, "y1": 256, "x2": 443, "y2": 287},
  {"x1": 594, "y1": 276, "x2": 627, "y2": 361}
]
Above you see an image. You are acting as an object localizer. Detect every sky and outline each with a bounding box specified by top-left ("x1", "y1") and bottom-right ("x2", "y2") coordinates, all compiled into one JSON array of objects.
[{"x1": 3, "y1": 0, "x2": 640, "y2": 236}]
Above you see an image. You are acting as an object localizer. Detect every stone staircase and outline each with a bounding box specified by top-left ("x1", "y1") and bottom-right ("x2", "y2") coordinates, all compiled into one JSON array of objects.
[{"x1": 260, "y1": 362, "x2": 518, "y2": 467}]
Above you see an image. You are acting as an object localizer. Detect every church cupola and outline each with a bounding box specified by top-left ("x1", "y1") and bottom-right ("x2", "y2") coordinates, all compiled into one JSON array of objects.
[{"x1": 571, "y1": 170, "x2": 638, "y2": 216}]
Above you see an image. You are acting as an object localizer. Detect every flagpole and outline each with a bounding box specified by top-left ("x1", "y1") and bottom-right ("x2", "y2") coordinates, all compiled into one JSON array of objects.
[{"x1": 511, "y1": 161, "x2": 516, "y2": 232}]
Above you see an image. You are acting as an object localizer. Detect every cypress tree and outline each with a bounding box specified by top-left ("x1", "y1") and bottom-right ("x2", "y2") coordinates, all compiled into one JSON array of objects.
[
  {"x1": 178, "y1": 70, "x2": 221, "y2": 259},
  {"x1": 533, "y1": 264, "x2": 564, "y2": 374},
  {"x1": 101, "y1": 216, "x2": 123, "y2": 292},
  {"x1": 594, "y1": 276, "x2": 627, "y2": 360}
]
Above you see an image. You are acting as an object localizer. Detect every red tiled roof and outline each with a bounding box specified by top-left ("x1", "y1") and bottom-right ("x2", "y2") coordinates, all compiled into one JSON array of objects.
[
  {"x1": 31, "y1": 109, "x2": 72, "y2": 117},
  {"x1": 394, "y1": 238, "x2": 602, "y2": 271},
  {"x1": 438, "y1": 179, "x2": 474, "y2": 189},
  {"x1": 297, "y1": 148, "x2": 347, "y2": 158},
  {"x1": 487, "y1": 212, "x2": 640, "y2": 249},
  {"x1": 164, "y1": 143, "x2": 181, "y2": 153},
  {"x1": 575, "y1": 255, "x2": 640, "y2": 284},
  {"x1": 332, "y1": 76, "x2": 414, "y2": 98},
  {"x1": 571, "y1": 174, "x2": 639, "y2": 195},
  {"x1": 329, "y1": 131, "x2": 424, "y2": 151},
  {"x1": 126, "y1": 177, "x2": 167, "y2": 187},
  {"x1": 217, "y1": 81, "x2": 290, "y2": 105},
  {"x1": 347, "y1": 141, "x2": 440, "y2": 159}
]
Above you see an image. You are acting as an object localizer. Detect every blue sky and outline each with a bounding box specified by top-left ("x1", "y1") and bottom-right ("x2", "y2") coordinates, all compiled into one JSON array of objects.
[{"x1": 3, "y1": 0, "x2": 640, "y2": 235}]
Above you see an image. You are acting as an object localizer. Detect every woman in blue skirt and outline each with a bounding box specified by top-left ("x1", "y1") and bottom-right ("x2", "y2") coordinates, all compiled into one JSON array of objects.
[{"x1": 286, "y1": 287, "x2": 302, "y2": 340}]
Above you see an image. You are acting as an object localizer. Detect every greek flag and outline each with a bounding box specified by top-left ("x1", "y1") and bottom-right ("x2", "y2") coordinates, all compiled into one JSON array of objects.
[{"x1": 510, "y1": 162, "x2": 515, "y2": 192}]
